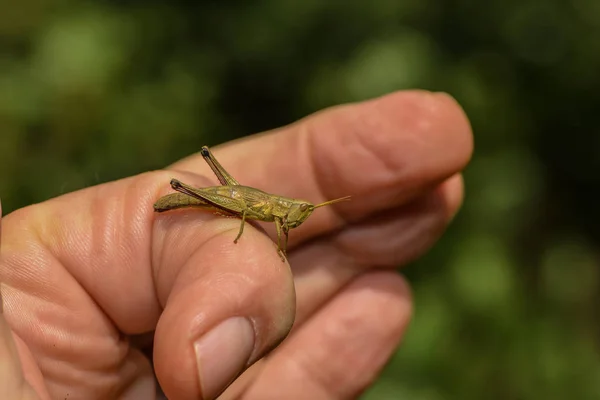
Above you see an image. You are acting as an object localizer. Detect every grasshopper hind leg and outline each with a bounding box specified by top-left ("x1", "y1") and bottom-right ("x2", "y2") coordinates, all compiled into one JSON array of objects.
[{"x1": 274, "y1": 217, "x2": 287, "y2": 262}]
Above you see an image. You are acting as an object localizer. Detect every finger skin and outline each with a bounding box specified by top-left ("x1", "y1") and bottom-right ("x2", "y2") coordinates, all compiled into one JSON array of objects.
[
  {"x1": 0, "y1": 200, "x2": 47, "y2": 400},
  {"x1": 0, "y1": 316, "x2": 36, "y2": 400}
]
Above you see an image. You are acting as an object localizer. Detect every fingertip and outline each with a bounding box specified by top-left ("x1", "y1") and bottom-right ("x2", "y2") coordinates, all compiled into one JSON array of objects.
[
  {"x1": 431, "y1": 91, "x2": 475, "y2": 169},
  {"x1": 365, "y1": 90, "x2": 474, "y2": 175}
]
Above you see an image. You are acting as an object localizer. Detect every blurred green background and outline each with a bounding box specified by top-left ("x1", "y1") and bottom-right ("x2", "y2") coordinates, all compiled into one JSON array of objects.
[{"x1": 2, "y1": 1, "x2": 600, "y2": 399}]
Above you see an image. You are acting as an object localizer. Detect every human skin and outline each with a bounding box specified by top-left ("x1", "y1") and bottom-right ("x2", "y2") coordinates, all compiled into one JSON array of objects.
[{"x1": 0, "y1": 90, "x2": 473, "y2": 400}]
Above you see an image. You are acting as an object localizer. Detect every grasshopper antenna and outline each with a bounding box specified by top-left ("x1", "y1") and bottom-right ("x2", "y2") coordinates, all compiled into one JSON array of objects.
[{"x1": 313, "y1": 196, "x2": 352, "y2": 209}]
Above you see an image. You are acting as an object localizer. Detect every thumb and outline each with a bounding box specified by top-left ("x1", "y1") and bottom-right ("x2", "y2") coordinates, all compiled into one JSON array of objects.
[{"x1": 151, "y1": 201, "x2": 297, "y2": 400}]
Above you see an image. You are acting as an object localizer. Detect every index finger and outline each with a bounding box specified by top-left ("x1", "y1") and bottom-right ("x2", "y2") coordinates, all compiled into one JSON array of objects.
[{"x1": 171, "y1": 90, "x2": 473, "y2": 243}]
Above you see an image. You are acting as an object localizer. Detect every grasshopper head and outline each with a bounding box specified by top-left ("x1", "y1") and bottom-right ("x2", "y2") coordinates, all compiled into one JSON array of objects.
[
  {"x1": 286, "y1": 196, "x2": 351, "y2": 229},
  {"x1": 286, "y1": 202, "x2": 316, "y2": 228}
]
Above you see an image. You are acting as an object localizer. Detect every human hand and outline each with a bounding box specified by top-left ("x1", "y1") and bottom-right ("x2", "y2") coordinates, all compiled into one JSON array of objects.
[{"x1": 0, "y1": 90, "x2": 472, "y2": 400}]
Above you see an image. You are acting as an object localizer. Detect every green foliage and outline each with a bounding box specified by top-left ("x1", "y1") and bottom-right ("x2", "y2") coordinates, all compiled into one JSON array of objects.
[{"x1": 2, "y1": 1, "x2": 599, "y2": 398}]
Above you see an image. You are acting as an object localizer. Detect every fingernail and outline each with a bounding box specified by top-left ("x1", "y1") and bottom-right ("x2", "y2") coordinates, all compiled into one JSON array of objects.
[{"x1": 194, "y1": 317, "x2": 255, "y2": 400}]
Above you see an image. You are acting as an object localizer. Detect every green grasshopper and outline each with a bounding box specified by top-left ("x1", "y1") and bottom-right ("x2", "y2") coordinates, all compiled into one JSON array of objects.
[{"x1": 154, "y1": 146, "x2": 351, "y2": 261}]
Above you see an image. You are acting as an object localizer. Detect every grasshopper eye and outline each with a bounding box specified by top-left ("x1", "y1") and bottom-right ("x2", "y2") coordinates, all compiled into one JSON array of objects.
[{"x1": 300, "y1": 203, "x2": 309, "y2": 212}]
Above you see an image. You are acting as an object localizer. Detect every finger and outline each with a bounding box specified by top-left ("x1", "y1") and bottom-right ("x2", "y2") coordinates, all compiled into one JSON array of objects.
[
  {"x1": 290, "y1": 174, "x2": 462, "y2": 325},
  {"x1": 243, "y1": 271, "x2": 412, "y2": 399},
  {"x1": 152, "y1": 182, "x2": 296, "y2": 400},
  {"x1": 330, "y1": 174, "x2": 463, "y2": 266},
  {"x1": 171, "y1": 90, "x2": 473, "y2": 245}
]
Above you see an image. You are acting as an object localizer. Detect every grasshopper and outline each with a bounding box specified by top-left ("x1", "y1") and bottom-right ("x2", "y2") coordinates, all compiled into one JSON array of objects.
[{"x1": 154, "y1": 146, "x2": 351, "y2": 261}]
